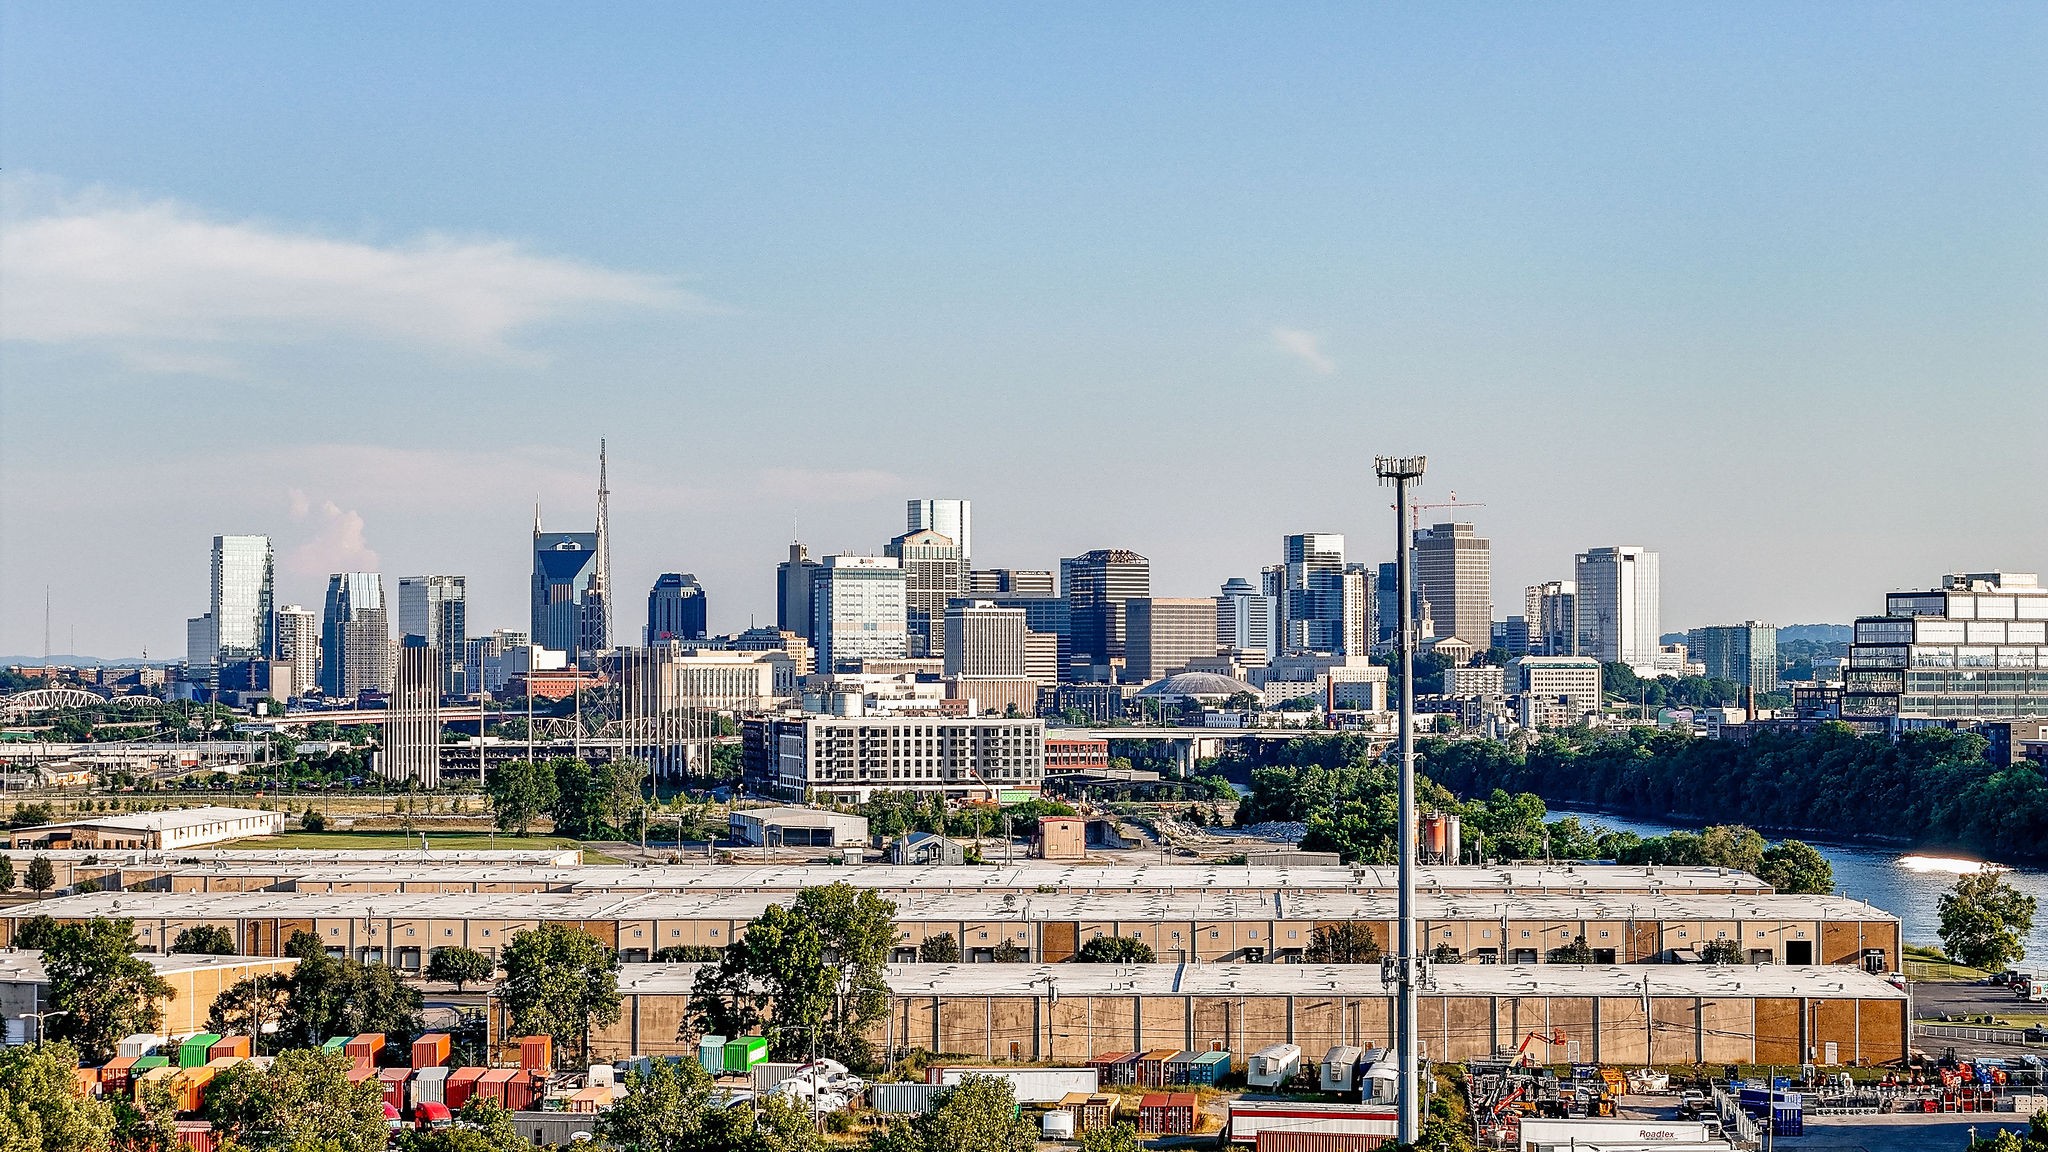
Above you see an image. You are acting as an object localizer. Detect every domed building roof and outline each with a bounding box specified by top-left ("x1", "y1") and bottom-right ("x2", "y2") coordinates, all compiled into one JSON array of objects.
[{"x1": 1135, "y1": 671, "x2": 1261, "y2": 700}]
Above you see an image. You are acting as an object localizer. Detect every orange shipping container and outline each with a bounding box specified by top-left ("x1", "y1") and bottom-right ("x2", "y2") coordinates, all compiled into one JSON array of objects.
[
  {"x1": 446, "y1": 1068, "x2": 486, "y2": 1110},
  {"x1": 101, "y1": 1056, "x2": 139, "y2": 1094},
  {"x1": 411, "y1": 1033, "x2": 453, "y2": 1069},
  {"x1": 344, "y1": 1033, "x2": 385, "y2": 1061},
  {"x1": 516, "y1": 1035, "x2": 552, "y2": 1071},
  {"x1": 208, "y1": 1036, "x2": 252, "y2": 1061},
  {"x1": 75, "y1": 1068, "x2": 100, "y2": 1096},
  {"x1": 476, "y1": 1068, "x2": 518, "y2": 1105}
]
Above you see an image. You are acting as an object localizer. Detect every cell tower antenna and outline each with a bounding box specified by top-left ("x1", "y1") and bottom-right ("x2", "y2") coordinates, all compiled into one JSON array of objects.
[{"x1": 593, "y1": 440, "x2": 613, "y2": 648}]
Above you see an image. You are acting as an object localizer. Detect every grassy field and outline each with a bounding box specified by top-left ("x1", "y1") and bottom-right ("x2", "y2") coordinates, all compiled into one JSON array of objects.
[{"x1": 1903, "y1": 943, "x2": 1987, "y2": 982}]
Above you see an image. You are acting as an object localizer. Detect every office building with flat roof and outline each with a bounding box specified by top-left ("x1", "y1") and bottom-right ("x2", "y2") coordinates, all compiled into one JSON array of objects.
[
  {"x1": 1526, "y1": 580, "x2": 1576, "y2": 656},
  {"x1": 1690, "y1": 622, "x2": 1778, "y2": 693},
  {"x1": 887, "y1": 529, "x2": 964, "y2": 658},
  {"x1": 1062, "y1": 549, "x2": 1150, "y2": 682},
  {"x1": 646, "y1": 572, "x2": 708, "y2": 643},
  {"x1": 398, "y1": 574, "x2": 467, "y2": 696},
  {"x1": 812, "y1": 555, "x2": 909, "y2": 670},
  {"x1": 1414, "y1": 522, "x2": 1492, "y2": 648},
  {"x1": 209, "y1": 534, "x2": 275, "y2": 665},
  {"x1": 1844, "y1": 571, "x2": 2048, "y2": 727},
  {"x1": 1125, "y1": 598, "x2": 1219, "y2": 681},
  {"x1": 1575, "y1": 546, "x2": 1661, "y2": 669}
]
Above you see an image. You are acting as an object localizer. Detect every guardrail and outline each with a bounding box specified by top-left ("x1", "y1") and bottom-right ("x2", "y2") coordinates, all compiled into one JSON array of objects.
[
  {"x1": 1711, "y1": 1085, "x2": 1762, "y2": 1148},
  {"x1": 1919, "y1": 1024, "x2": 2046, "y2": 1046}
]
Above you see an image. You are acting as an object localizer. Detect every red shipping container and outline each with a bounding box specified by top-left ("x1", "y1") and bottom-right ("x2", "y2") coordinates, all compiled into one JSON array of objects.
[
  {"x1": 516, "y1": 1035, "x2": 552, "y2": 1071},
  {"x1": 1254, "y1": 1134, "x2": 1393, "y2": 1152},
  {"x1": 1138, "y1": 1093, "x2": 1198, "y2": 1135},
  {"x1": 411, "y1": 1033, "x2": 453, "y2": 1069},
  {"x1": 501, "y1": 1070, "x2": 541, "y2": 1111},
  {"x1": 477, "y1": 1068, "x2": 518, "y2": 1105},
  {"x1": 208, "y1": 1036, "x2": 252, "y2": 1061},
  {"x1": 175, "y1": 1121, "x2": 218, "y2": 1152},
  {"x1": 378, "y1": 1068, "x2": 412, "y2": 1112},
  {"x1": 101, "y1": 1056, "x2": 139, "y2": 1094},
  {"x1": 344, "y1": 1034, "x2": 385, "y2": 1062},
  {"x1": 445, "y1": 1068, "x2": 485, "y2": 1110}
]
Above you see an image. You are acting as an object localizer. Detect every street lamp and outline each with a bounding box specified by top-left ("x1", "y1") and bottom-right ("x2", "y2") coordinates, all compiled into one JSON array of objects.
[
  {"x1": 18, "y1": 1009, "x2": 68, "y2": 1046},
  {"x1": 1374, "y1": 453, "x2": 1427, "y2": 1148}
]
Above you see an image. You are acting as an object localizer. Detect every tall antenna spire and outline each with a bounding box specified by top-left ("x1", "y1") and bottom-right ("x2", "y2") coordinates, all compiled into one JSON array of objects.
[
  {"x1": 533, "y1": 499, "x2": 542, "y2": 535},
  {"x1": 593, "y1": 440, "x2": 613, "y2": 649}
]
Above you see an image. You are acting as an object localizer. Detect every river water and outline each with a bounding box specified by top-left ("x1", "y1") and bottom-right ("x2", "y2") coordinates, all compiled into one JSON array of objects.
[{"x1": 1545, "y1": 806, "x2": 2048, "y2": 963}]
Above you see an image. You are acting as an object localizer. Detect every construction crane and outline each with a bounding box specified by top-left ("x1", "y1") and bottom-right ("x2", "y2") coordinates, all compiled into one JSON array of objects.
[{"x1": 1394, "y1": 490, "x2": 1487, "y2": 534}]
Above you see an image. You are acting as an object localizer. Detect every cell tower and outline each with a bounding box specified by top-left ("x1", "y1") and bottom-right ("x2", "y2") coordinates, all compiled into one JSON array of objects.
[{"x1": 592, "y1": 440, "x2": 614, "y2": 650}]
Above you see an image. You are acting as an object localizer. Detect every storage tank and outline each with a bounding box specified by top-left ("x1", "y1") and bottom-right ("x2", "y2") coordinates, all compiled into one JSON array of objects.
[{"x1": 1041, "y1": 1109, "x2": 1076, "y2": 1139}]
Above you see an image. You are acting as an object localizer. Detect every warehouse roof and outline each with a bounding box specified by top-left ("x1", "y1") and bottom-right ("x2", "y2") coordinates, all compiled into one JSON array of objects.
[
  {"x1": 4, "y1": 847, "x2": 580, "y2": 866},
  {"x1": 0, "y1": 950, "x2": 296, "y2": 986},
  {"x1": 15, "y1": 805, "x2": 279, "y2": 833},
  {"x1": 8, "y1": 887, "x2": 1894, "y2": 925},
  {"x1": 147, "y1": 862, "x2": 1777, "y2": 895},
  {"x1": 610, "y1": 961, "x2": 1908, "y2": 1001}
]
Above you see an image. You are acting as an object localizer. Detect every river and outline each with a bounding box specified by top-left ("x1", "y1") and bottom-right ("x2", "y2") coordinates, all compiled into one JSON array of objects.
[{"x1": 1545, "y1": 805, "x2": 2048, "y2": 963}]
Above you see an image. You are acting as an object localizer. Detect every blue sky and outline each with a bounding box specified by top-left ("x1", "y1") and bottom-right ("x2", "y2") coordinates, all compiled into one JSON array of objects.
[{"x1": 2, "y1": 3, "x2": 2043, "y2": 657}]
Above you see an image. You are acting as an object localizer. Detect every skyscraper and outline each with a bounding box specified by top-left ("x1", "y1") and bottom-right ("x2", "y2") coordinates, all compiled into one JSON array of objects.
[
  {"x1": 1525, "y1": 581, "x2": 1577, "y2": 656},
  {"x1": 777, "y1": 541, "x2": 819, "y2": 640},
  {"x1": 398, "y1": 575, "x2": 467, "y2": 696},
  {"x1": 647, "y1": 573, "x2": 709, "y2": 643},
  {"x1": 320, "y1": 572, "x2": 389, "y2": 699},
  {"x1": 943, "y1": 601, "x2": 1029, "y2": 678},
  {"x1": 529, "y1": 448, "x2": 613, "y2": 664},
  {"x1": 383, "y1": 636, "x2": 442, "y2": 787},
  {"x1": 1124, "y1": 598, "x2": 1219, "y2": 681},
  {"x1": 1061, "y1": 549, "x2": 1151, "y2": 682},
  {"x1": 273, "y1": 604, "x2": 320, "y2": 698},
  {"x1": 1338, "y1": 565, "x2": 1375, "y2": 658},
  {"x1": 1690, "y1": 622, "x2": 1778, "y2": 693},
  {"x1": 906, "y1": 499, "x2": 972, "y2": 568},
  {"x1": 1215, "y1": 577, "x2": 1274, "y2": 658},
  {"x1": 1413, "y1": 522, "x2": 1493, "y2": 648},
  {"x1": 1279, "y1": 533, "x2": 1346, "y2": 653},
  {"x1": 1574, "y1": 546, "x2": 1661, "y2": 669},
  {"x1": 886, "y1": 529, "x2": 964, "y2": 657},
  {"x1": 811, "y1": 555, "x2": 908, "y2": 669},
  {"x1": 209, "y1": 534, "x2": 274, "y2": 664}
]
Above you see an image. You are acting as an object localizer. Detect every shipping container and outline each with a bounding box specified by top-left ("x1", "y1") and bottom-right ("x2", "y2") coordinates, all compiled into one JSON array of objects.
[
  {"x1": 698, "y1": 1035, "x2": 728, "y2": 1074},
  {"x1": 753, "y1": 1063, "x2": 805, "y2": 1098},
  {"x1": 1226, "y1": 1102, "x2": 1400, "y2": 1146},
  {"x1": 75, "y1": 1067, "x2": 100, "y2": 1097},
  {"x1": 1041, "y1": 1109, "x2": 1076, "y2": 1140},
  {"x1": 722, "y1": 1036, "x2": 768, "y2": 1073},
  {"x1": 517, "y1": 1035, "x2": 553, "y2": 1071},
  {"x1": 872, "y1": 1082, "x2": 945, "y2": 1114},
  {"x1": 180, "y1": 1035, "x2": 224, "y2": 1068},
  {"x1": 1088, "y1": 1052, "x2": 1139, "y2": 1087},
  {"x1": 344, "y1": 1034, "x2": 385, "y2": 1062},
  {"x1": 1247, "y1": 1044, "x2": 1302, "y2": 1090},
  {"x1": 118, "y1": 1034, "x2": 167, "y2": 1059},
  {"x1": 502, "y1": 1070, "x2": 541, "y2": 1111},
  {"x1": 101, "y1": 1056, "x2": 140, "y2": 1093},
  {"x1": 1254, "y1": 1131, "x2": 1395, "y2": 1152},
  {"x1": 445, "y1": 1068, "x2": 485, "y2": 1110},
  {"x1": 412, "y1": 1067, "x2": 450, "y2": 1108},
  {"x1": 175, "y1": 1120, "x2": 219, "y2": 1152},
  {"x1": 134, "y1": 1065, "x2": 180, "y2": 1104},
  {"x1": 411, "y1": 1033, "x2": 452, "y2": 1069},
  {"x1": 379, "y1": 1068, "x2": 412, "y2": 1111},
  {"x1": 1137, "y1": 1093, "x2": 1198, "y2": 1135},
  {"x1": 133, "y1": 1056, "x2": 172, "y2": 1074},
  {"x1": 1056, "y1": 1092, "x2": 1119, "y2": 1132},
  {"x1": 1137, "y1": 1049, "x2": 1184, "y2": 1088},
  {"x1": 321, "y1": 1038, "x2": 350, "y2": 1056},
  {"x1": 208, "y1": 1036, "x2": 252, "y2": 1061},
  {"x1": 476, "y1": 1068, "x2": 518, "y2": 1105},
  {"x1": 926, "y1": 1066, "x2": 1100, "y2": 1103},
  {"x1": 171, "y1": 1066, "x2": 216, "y2": 1114}
]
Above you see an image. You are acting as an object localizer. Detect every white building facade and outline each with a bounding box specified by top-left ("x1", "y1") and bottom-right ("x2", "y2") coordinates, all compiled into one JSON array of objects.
[{"x1": 1574, "y1": 547, "x2": 1661, "y2": 670}]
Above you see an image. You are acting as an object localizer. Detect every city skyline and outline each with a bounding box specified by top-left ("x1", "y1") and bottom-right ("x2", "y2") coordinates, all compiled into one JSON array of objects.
[{"x1": 3, "y1": 5, "x2": 2043, "y2": 656}]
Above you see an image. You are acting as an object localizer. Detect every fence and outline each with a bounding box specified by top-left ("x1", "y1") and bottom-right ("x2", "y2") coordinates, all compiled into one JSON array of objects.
[
  {"x1": 1918, "y1": 1024, "x2": 2045, "y2": 1047},
  {"x1": 1710, "y1": 1085, "x2": 1762, "y2": 1146}
]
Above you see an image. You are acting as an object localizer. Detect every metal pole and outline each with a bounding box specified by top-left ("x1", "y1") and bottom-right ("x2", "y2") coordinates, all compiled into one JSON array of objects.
[{"x1": 1376, "y1": 454, "x2": 1426, "y2": 1147}]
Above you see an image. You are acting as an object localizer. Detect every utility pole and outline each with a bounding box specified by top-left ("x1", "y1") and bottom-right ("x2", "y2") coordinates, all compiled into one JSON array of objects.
[{"x1": 1375, "y1": 454, "x2": 1427, "y2": 1148}]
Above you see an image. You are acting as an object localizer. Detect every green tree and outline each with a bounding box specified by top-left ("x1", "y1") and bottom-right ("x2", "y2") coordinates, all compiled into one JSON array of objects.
[
  {"x1": 1075, "y1": 935, "x2": 1154, "y2": 964},
  {"x1": 1758, "y1": 839, "x2": 1834, "y2": 895},
  {"x1": 0, "y1": 1039, "x2": 116, "y2": 1152},
  {"x1": 1547, "y1": 934, "x2": 1594, "y2": 964},
  {"x1": 426, "y1": 945, "x2": 495, "y2": 993},
  {"x1": 25, "y1": 855, "x2": 54, "y2": 897},
  {"x1": 1963, "y1": 1118, "x2": 2048, "y2": 1152},
  {"x1": 399, "y1": 1097, "x2": 536, "y2": 1152},
  {"x1": 595, "y1": 1056, "x2": 716, "y2": 1152},
  {"x1": 204, "y1": 1047, "x2": 388, "y2": 1152},
  {"x1": 653, "y1": 945, "x2": 724, "y2": 962},
  {"x1": 275, "y1": 930, "x2": 424, "y2": 1048},
  {"x1": 1696, "y1": 825, "x2": 1769, "y2": 874},
  {"x1": 485, "y1": 759, "x2": 559, "y2": 836},
  {"x1": 170, "y1": 924, "x2": 238, "y2": 954},
  {"x1": 990, "y1": 940, "x2": 1027, "y2": 963},
  {"x1": 1700, "y1": 938, "x2": 1745, "y2": 965},
  {"x1": 873, "y1": 1075, "x2": 1035, "y2": 1152},
  {"x1": 43, "y1": 918, "x2": 173, "y2": 1062},
  {"x1": 13, "y1": 914, "x2": 61, "y2": 950},
  {"x1": 1940, "y1": 871, "x2": 2039, "y2": 972},
  {"x1": 1079, "y1": 1121, "x2": 1144, "y2": 1152},
  {"x1": 500, "y1": 924, "x2": 621, "y2": 1066},
  {"x1": 690, "y1": 884, "x2": 898, "y2": 1067},
  {"x1": 919, "y1": 933, "x2": 960, "y2": 963},
  {"x1": 0, "y1": 855, "x2": 13, "y2": 891},
  {"x1": 113, "y1": 1075, "x2": 184, "y2": 1152},
  {"x1": 205, "y1": 972, "x2": 294, "y2": 1048},
  {"x1": 1304, "y1": 922, "x2": 1382, "y2": 964}
]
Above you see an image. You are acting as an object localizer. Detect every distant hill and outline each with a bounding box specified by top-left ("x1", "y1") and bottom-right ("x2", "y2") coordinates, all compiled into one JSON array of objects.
[
  {"x1": 1775, "y1": 624, "x2": 1852, "y2": 644},
  {"x1": 1, "y1": 655, "x2": 171, "y2": 669}
]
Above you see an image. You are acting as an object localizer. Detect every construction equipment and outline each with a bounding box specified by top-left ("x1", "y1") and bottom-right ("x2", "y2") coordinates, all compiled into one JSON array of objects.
[{"x1": 1507, "y1": 1030, "x2": 1567, "y2": 1068}]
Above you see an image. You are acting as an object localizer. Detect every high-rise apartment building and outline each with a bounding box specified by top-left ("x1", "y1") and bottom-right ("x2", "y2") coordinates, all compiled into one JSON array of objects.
[
  {"x1": 1690, "y1": 622, "x2": 1778, "y2": 693},
  {"x1": 906, "y1": 499, "x2": 973, "y2": 568},
  {"x1": 886, "y1": 529, "x2": 964, "y2": 658},
  {"x1": 273, "y1": 605, "x2": 320, "y2": 698},
  {"x1": 1574, "y1": 547, "x2": 1661, "y2": 669},
  {"x1": 943, "y1": 601, "x2": 1029, "y2": 678},
  {"x1": 320, "y1": 572, "x2": 389, "y2": 699},
  {"x1": 209, "y1": 534, "x2": 275, "y2": 664},
  {"x1": 1337, "y1": 565, "x2": 1375, "y2": 659},
  {"x1": 777, "y1": 542, "x2": 820, "y2": 640},
  {"x1": 1125, "y1": 598, "x2": 1219, "y2": 681},
  {"x1": 398, "y1": 575, "x2": 467, "y2": 696},
  {"x1": 1413, "y1": 522, "x2": 1492, "y2": 648},
  {"x1": 185, "y1": 614, "x2": 216, "y2": 673},
  {"x1": 1844, "y1": 572, "x2": 2048, "y2": 727},
  {"x1": 1216, "y1": 577, "x2": 1274, "y2": 658},
  {"x1": 1525, "y1": 581, "x2": 1577, "y2": 656},
  {"x1": 968, "y1": 569, "x2": 1054, "y2": 596},
  {"x1": 811, "y1": 555, "x2": 909, "y2": 670},
  {"x1": 1061, "y1": 549, "x2": 1151, "y2": 682},
  {"x1": 647, "y1": 573, "x2": 708, "y2": 643}
]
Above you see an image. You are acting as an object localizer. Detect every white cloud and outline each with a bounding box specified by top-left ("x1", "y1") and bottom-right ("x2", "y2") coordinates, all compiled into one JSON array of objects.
[
  {"x1": 282, "y1": 494, "x2": 379, "y2": 580},
  {"x1": 1271, "y1": 326, "x2": 1336, "y2": 374},
  {"x1": 0, "y1": 184, "x2": 702, "y2": 365}
]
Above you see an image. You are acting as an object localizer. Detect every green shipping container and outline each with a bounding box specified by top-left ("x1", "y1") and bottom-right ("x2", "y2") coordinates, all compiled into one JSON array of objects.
[
  {"x1": 179, "y1": 1035, "x2": 224, "y2": 1068},
  {"x1": 721, "y1": 1037, "x2": 767, "y2": 1073},
  {"x1": 132, "y1": 1056, "x2": 171, "y2": 1073},
  {"x1": 321, "y1": 1037, "x2": 349, "y2": 1054}
]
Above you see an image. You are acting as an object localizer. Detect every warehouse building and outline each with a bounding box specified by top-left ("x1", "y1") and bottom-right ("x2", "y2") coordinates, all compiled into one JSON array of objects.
[
  {"x1": 4, "y1": 888, "x2": 1898, "y2": 970},
  {"x1": 2, "y1": 847, "x2": 581, "y2": 894},
  {"x1": 6, "y1": 805, "x2": 286, "y2": 851},
  {"x1": 0, "y1": 950, "x2": 298, "y2": 1039},
  {"x1": 566, "y1": 962, "x2": 1910, "y2": 1067}
]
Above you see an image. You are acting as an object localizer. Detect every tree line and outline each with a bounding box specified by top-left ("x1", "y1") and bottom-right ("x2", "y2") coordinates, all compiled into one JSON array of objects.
[
  {"x1": 485, "y1": 755, "x2": 650, "y2": 839},
  {"x1": 1421, "y1": 723, "x2": 2048, "y2": 863}
]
